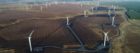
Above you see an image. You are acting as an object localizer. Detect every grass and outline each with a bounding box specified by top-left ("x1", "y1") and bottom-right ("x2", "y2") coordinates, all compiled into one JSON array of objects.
[{"x1": 102, "y1": 1, "x2": 140, "y2": 19}]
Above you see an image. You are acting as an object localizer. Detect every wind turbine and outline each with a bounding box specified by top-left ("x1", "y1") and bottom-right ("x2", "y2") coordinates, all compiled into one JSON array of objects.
[
  {"x1": 112, "y1": 2, "x2": 116, "y2": 27},
  {"x1": 111, "y1": 16, "x2": 116, "y2": 27},
  {"x1": 108, "y1": 8, "x2": 111, "y2": 17},
  {"x1": 103, "y1": 32, "x2": 109, "y2": 47},
  {"x1": 91, "y1": 7, "x2": 94, "y2": 12},
  {"x1": 108, "y1": 9, "x2": 111, "y2": 16},
  {"x1": 111, "y1": 0, "x2": 117, "y2": 16},
  {"x1": 108, "y1": 8, "x2": 111, "y2": 21},
  {"x1": 40, "y1": 5, "x2": 43, "y2": 12},
  {"x1": 24, "y1": 0, "x2": 29, "y2": 11},
  {"x1": 28, "y1": 30, "x2": 35, "y2": 52},
  {"x1": 66, "y1": 17, "x2": 70, "y2": 26},
  {"x1": 25, "y1": 4, "x2": 29, "y2": 11},
  {"x1": 113, "y1": 5, "x2": 116, "y2": 16},
  {"x1": 30, "y1": 4, "x2": 33, "y2": 10},
  {"x1": 80, "y1": 3, "x2": 83, "y2": 9},
  {"x1": 97, "y1": 0, "x2": 100, "y2": 6},
  {"x1": 95, "y1": 0, "x2": 100, "y2": 10},
  {"x1": 45, "y1": 2, "x2": 49, "y2": 8},
  {"x1": 47, "y1": 2, "x2": 51, "y2": 7},
  {"x1": 84, "y1": 10, "x2": 88, "y2": 17},
  {"x1": 54, "y1": 1, "x2": 58, "y2": 5}
]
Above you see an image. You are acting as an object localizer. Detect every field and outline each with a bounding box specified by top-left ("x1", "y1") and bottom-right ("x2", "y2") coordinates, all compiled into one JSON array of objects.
[
  {"x1": 0, "y1": 2, "x2": 125, "y2": 53},
  {"x1": 113, "y1": 19, "x2": 140, "y2": 53},
  {"x1": 102, "y1": 1, "x2": 140, "y2": 19},
  {"x1": 110, "y1": 1, "x2": 140, "y2": 53},
  {"x1": 101, "y1": 2, "x2": 140, "y2": 53}
]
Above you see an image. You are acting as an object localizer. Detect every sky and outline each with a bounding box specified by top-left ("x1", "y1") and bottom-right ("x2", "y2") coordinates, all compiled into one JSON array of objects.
[{"x1": 0, "y1": 0, "x2": 140, "y2": 3}]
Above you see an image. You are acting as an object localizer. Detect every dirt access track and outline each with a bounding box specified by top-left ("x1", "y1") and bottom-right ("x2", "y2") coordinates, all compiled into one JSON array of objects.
[{"x1": 0, "y1": 3, "x2": 124, "y2": 53}]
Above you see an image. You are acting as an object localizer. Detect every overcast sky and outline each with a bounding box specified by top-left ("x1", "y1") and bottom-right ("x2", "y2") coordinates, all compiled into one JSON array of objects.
[{"x1": 0, "y1": 0, "x2": 140, "y2": 3}]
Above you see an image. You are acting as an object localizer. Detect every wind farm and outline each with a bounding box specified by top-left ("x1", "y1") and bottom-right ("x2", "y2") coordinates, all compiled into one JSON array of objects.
[{"x1": 0, "y1": 0, "x2": 140, "y2": 53}]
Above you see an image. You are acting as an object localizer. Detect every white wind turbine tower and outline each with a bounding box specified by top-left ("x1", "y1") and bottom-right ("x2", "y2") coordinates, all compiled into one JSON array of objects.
[
  {"x1": 91, "y1": 0, "x2": 94, "y2": 13},
  {"x1": 113, "y1": 5, "x2": 116, "y2": 16},
  {"x1": 24, "y1": 0, "x2": 29, "y2": 11},
  {"x1": 84, "y1": 10, "x2": 88, "y2": 17},
  {"x1": 97, "y1": 0, "x2": 100, "y2": 6},
  {"x1": 80, "y1": 3, "x2": 83, "y2": 8},
  {"x1": 28, "y1": 30, "x2": 35, "y2": 52},
  {"x1": 113, "y1": 5, "x2": 116, "y2": 10},
  {"x1": 111, "y1": 16, "x2": 116, "y2": 27},
  {"x1": 108, "y1": 8, "x2": 111, "y2": 20},
  {"x1": 66, "y1": 17, "x2": 69, "y2": 26},
  {"x1": 66, "y1": 17, "x2": 70, "y2": 26},
  {"x1": 112, "y1": 2, "x2": 116, "y2": 27},
  {"x1": 33, "y1": 0, "x2": 37, "y2": 6},
  {"x1": 25, "y1": 5, "x2": 29, "y2": 11},
  {"x1": 108, "y1": 9, "x2": 111, "y2": 17},
  {"x1": 95, "y1": 0, "x2": 100, "y2": 10},
  {"x1": 47, "y1": 2, "x2": 52, "y2": 8},
  {"x1": 54, "y1": 1, "x2": 58, "y2": 5},
  {"x1": 91, "y1": 7, "x2": 94, "y2": 12},
  {"x1": 91, "y1": 6, "x2": 94, "y2": 12},
  {"x1": 80, "y1": 3, "x2": 83, "y2": 9},
  {"x1": 103, "y1": 32, "x2": 109, "y2": 47},
  {"x1": 45, "y1": 2, "x2": 48, "y2": 8},
  {"x1": 112, "y1": 0, "x2": 117, "y2": 16},
  {"x1": 30, "y1": 4, "x2": 33, "y2": 10},
  {"x1": 90, "y1": 0, "x2": 94, "y2": 12},
  {"x1": 40, "y1": 5, "x2": 43, "y2": 12}
]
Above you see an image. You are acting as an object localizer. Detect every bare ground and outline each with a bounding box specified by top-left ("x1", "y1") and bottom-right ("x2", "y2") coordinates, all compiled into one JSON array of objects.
[{"x1": 0, "y1": 3, "x2": 125, "y2": 53}]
